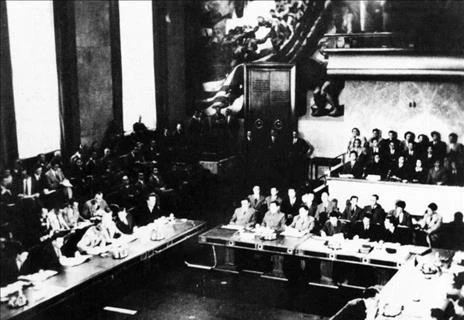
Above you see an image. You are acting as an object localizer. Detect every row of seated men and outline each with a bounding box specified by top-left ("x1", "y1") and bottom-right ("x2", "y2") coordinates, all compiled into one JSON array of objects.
[
  {"x1": 230, "y1": 186, "x2": 464, "y2": 249},
  {"x1": 340, "y1": 128, "x2": 464, "y2": 186},
  {"x1": 0, "y1": 191, "x2": 169, "y2": 287}
]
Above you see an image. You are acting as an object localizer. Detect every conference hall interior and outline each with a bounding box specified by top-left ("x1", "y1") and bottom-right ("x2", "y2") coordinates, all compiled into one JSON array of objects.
[{"x1": 1, "y1": 0, "x2": 464, "y2": 319}]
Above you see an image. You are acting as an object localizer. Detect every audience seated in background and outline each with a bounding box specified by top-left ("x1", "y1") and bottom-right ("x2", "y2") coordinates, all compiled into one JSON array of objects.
[
  {"x1": 410, "y1": 159, "x2": 428, "y2": 184},
  {"x1": 340, "y1": 151, "x2": 363, "y2": 179},
  {"x1": 338, "y1": 128, "x2": 464, "y2": 187},
  {"x1": 426, "y1": 160, "x2": 449, "y2": 185},
  {"x1": 81, "y1": 191, "x2": 109, "y2": 220}
]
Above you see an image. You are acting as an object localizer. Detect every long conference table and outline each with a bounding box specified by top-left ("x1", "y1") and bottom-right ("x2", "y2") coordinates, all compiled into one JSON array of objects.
[
  {"x1": 199, "y1": 225, "x2": 424, "y2": 271},
  {"x1": 0, "y1": 219, "x2": 206, "y2": 320},
  {"x1": 198, "y1": 225, "x2": 464, "y2": 319}
]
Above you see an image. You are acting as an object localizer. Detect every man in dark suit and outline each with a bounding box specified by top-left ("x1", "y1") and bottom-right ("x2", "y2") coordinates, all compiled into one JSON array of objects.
[
  {"x1": 363, "y1": 153, "x2": 386, "y2": 179},
  {"x1": 389, "y1": 200, "x2": 412, "y2": 228},
  {"x1": 352, "y1": 214, "x2": 380, "y2": 241},
  {"x1": 361, "y1": 194, "x2": 386, "y2": 226},
  {"x1": 247, "y1": 185, "x2": 266, "y2": 223},
  {"x1": 430, "y1": 131, "x2": 447, "y2": 161},
  {"x1": 288, "y1": 131, "x2": 312, "y2": 185},
  {"x1": 426, "y1": 160, "x2": 449, "y2": 185},
  {"x1": 380, "y1": 216, "x2": 402, "y2": 244},
  {"x1": 340, "y1": 151, "x2": 363, "y2": 179},
  {"x1": 280, "y1": 188, "x2": 301, "y2": 225},
  {"x1": 341, "y1": 195, "x2": 363, "y2": 223},
  {"x1": 115, "y1": 175, "x2": 136, "y2": 208},
  {"x1": 403, "y1": 141, "x2": 419, "y2": 166},
  {"x1": 135, "y1": 193, "x2": 163, "y2": 226}
]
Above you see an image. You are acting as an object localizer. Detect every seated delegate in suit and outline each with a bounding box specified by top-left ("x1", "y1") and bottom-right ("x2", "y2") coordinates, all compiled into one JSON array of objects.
[
  {"x1": 352, "y1": 214, "x2": 380, "y2": 241},
  {"x1": 363, "y1": 153, "x2": 386, "y2": 179},
  {"x1": 341, "y1": 195, "x2": 363, "y2": 224},
  {"x1": 81, "y1": 191, "x2": 109, "y2": 220},
  {"x1": 426, "y1": 160, "x2": 449, "y2": 185},
  {"x1": 261, "y1": 201, "x2": 286, "y2": 232},
  {"x1": 361, "y1": 194, "x2": 386, "y2": 226},
  {"x1": 288, "y1": 205, "x2": 315, "y2": 234},
  {"x1": 414, "y1": 202, "x2": 443, "y2": 247},
  {"x1": 321, "y1": 211, "x2": 344, "y2": 237},
  {"x1": 340, "y1": 151, "x2": 363, "y2": 179},
  {"x1": 330, "y1": 287, "x2": 380, "y2": 320},
  {"x1": 388, "y1": 200, "x2": 412, "y2": 228},
  {"x1": 410, "y1": 159, "x2": 428, "y2": 184},
  {"x1": 280, "y1": 188, "x2": 301, "y2": 225},
  {"x1": 77, "y1": 211, "x2": 119, "y2": 255},
  {"x1": 135, "y1": 193, "x2": 163, "y2": 226},
  {"x1": 229, "y1": 199, "x2": 256, "y2": 228},
  {"x1": 388, "y1": 155, "x2": 411, "y2": 182},
  {"x1": 380, "y1": 216, "x2": 403, "y2": 244}
]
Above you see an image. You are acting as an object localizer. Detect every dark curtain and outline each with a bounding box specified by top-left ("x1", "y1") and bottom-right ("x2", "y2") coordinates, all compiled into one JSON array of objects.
[
  {"x1": 0, "y1": 0, "x2": 18, "y2": 169},
  {"x1": 54, "y1": 1, "x2": 81, "y2": 158}
]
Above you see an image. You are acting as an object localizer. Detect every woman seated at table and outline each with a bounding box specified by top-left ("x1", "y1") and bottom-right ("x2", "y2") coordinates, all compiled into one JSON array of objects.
[
  {"x1": 76, "y1": 210, "x2": 120, "y2": 255},
  {"x1": 287, "y1": 205, "x2": 315, "y2": 234}
]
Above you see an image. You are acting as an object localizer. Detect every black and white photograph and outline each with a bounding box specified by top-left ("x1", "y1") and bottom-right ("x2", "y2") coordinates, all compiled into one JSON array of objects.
[{"x1": 1, "y1": 0, "x2": 464, "y2": 319}]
